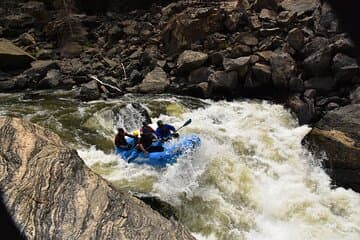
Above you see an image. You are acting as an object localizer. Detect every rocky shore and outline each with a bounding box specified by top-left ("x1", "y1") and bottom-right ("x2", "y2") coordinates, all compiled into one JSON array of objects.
[{"x1": 1, "y1": 0, "x2": 360, "y2": 237}]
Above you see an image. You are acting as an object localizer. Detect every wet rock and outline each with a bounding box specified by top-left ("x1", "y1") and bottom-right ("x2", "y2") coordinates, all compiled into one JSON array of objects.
[
  {"x1": 270, "y1": 52, "x2": 296, "y2": 88},
  {"x1": 188, "y1": 67, "x2": 214, "y2": 84},
  {"x1": 177, "y1": 50, "x2": 208, "y2": 73},
  {"x1": 287, "y1": 28, "x2": 305, "y2": 51},
  {"x1": 332, "y1": 53, "x2": 359, "y2": 84},
  {"x1": 0, "y1": 117, "x2": 195, "y2": 239},
  {"x1": 304, "y1": 104, "x2": 360, "y2": 192},
  {"x1": 223, "y1": 56, "x2": 250, "y2": 77},
  {"x1": 38, "y1": 69, "x2": 61, "y2": 89},
  {"x1": 287, "y1": 94, "x2": 315, "y2": 125},
  {"x1": 78, "y1": 80, "x2": 101, "y2": 101},
  {"x1": 137, "y1": 67, "x2": 170, "y2": 93},
  {"x1": 0, "y1": 40, "x2": 36, "y2": 70}
]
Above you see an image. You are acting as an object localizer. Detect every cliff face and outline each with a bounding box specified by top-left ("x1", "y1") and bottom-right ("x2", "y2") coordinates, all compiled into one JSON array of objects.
[{"x1": 0, "y1": 117, "x2": 195, "y2": 240}]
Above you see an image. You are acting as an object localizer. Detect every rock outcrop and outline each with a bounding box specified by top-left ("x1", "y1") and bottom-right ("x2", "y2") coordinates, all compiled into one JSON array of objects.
[
  {"x1": 0, "y1": 117, "x2": 195, "y2": 240},
  {"x1": 304, "y1": 104, "x2": 360, "y2": 192},
  {"x1": 0, "y1": 39, "x2": 35, "y2": 70}
]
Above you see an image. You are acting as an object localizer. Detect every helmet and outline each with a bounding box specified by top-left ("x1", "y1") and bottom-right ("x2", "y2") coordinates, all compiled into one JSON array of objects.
[
  {"x1": 157, "y1": 120, "x2": 163, "y2": 126},
  {"x1": 132, "y1": 130, "x2": 140, "y2": 137}
]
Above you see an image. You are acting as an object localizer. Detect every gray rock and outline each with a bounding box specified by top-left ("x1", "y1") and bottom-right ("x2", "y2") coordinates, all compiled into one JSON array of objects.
[
  {"x1": 223, "y1": 56, "x2": 250, "y2": 77},
  {"x1": 235, "y1": 32, "x2": 258, "y2": 46},
  {"x1": 302, "y1": 37, "x2": 329, "y2": 56},
  {"x1": 303, "y1": 47, "x2": 333, "y2": 77},
  {"x1": 304, "y1": 76, "x2": 336, "y2": 93},
  {"x1": 304, "y1": 89, "x2": 317, "y2": 99},
  {"x1": 287, "y1": 28, "x2": 304, "y2": 51},
  {"x1": 188, "y1": 67, "x2": 214, "y2": 84},
  {"x1": 78, "y1": 80, "x2": 100, "y2": 101},
  {"x1": 259, "y1": 9, "x2": 277, "y2": 21},
  {"x1": 287, "y1": 94, "x2": 315, "y2": 125},
  {"x1": 253, "y1": 0, "x2": 278, "y2": 11},
  {"x1": 0, "y1": 117, "x2": 195, "y2": 240},
  {"x1": 332, "y1": 53, "x2": 359, "y2": 84},
  {"x1": 38, "y1": 69, "x2": 61, "y2": 89},
  {"x1": 138, "y1": 67, "x2": 170, "y2": 93},
  {"x1": 225, "y1": 11, "x2": 241, "y2": 32},
  {"x1": 246, "y1": 63, "x2": 272, "y2": 88},
  {"x1": 0, "y1": 39, "x2": 36, "y2": 70},
  {"x1": 209, "y1": 71, "x2": 239, "y2": 94},
  {"x1": 280, "y1": 0, "x2": 320, "y2": 15},
  {"x1": 177, "y1": 50, "x2": 208, "y2": 73},
  {"x1": 270, "y1": 52, "x2": 296, "y2": 88}
]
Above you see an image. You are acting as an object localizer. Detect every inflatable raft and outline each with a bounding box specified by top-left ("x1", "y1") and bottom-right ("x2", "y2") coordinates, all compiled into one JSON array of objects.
[{"x1": 115, "y1": 135, "x2": 201, "y2": 168}]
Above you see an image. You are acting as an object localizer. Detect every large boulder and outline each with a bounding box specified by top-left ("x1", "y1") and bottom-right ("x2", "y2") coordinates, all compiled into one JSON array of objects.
[
  {"x1": 163, "y1": 7, "x2": 224, "y2": 54},
  {"x1": 0, "y1": 117, "x2": 195, "y2": 239},
  {"x1": 177, "y1": 50, "x2": 208, "y2": 73},
  {"x1": 137, "y1": 67, "x2": 170, "y2": 93},
  {"x1": 270, "y1": 52, "x2": 296, "y2": 89},
  {"x1": 304, "y1": 104, "x2": 360, "y2": 192},
  {"x1": 0, "y1": 40, "x2": 36, "y2": 70}
]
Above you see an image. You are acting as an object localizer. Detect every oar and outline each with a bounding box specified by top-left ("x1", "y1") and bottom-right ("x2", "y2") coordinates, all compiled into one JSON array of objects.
[{"x1": 176, "y1": 119, "x2": 192, "y2": 132}]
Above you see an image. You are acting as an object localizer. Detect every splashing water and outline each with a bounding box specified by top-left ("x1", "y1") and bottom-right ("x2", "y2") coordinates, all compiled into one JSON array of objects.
[{"x1": 78, "y1": 99, "x2": 360, "y2": 240}]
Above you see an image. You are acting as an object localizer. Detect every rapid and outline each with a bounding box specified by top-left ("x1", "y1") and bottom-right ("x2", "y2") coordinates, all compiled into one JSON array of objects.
[{"x1": 1, "y1": 90, "x2": 360, "y2": 240}]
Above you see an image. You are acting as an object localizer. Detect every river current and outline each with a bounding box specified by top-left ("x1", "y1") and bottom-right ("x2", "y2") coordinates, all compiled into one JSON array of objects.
[{"x1": 1, "y1": 90, "x2": 359, "y2": 240}]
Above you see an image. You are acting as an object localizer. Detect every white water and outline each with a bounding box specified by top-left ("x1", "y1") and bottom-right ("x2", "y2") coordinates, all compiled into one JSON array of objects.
[{"x1": 78, "y1": 99, "x2": 360, "y2": 240}]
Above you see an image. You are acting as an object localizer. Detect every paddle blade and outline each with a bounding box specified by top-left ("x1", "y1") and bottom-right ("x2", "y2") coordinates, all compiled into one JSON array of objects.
[{"x1": 183, "y1": 119, "x2": 192, "y2": 127}]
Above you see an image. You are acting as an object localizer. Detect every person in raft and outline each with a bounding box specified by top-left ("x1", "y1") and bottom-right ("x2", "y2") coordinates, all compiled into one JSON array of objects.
[
  {"x1": 137, "y1": 122, "x2": 163, "y2": 156},
  {"x1": 155, "y1": 120, "x2": 179, "y2": 142},
  {"x1": 114, "y1": 128, "x2": 136, "y2": 150}
]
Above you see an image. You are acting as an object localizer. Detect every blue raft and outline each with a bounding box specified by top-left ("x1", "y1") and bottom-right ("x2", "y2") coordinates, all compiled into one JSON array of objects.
[{"x1": 115, "y1": 135, "x2": 201, "y2": 168}]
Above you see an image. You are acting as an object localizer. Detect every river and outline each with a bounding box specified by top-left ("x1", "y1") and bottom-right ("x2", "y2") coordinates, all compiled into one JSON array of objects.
[{"x1": 1, "y1": 90, "x2": 359, "y2": 240}]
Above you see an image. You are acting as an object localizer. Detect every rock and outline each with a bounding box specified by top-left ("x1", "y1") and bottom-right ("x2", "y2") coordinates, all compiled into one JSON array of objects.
[
  {"x1": 0, "y1": 79, "x2": 15, "y2": 91},
  {"x1": 270, "y1": 52, "x2": 296, "y2": 88},
  {"x1": 137, "y1": 67, "x2": 170, "y2": 93},
  {"x1": 38, "y1": 69, "x2": 61, "y2": 89},
  {"x1": 61, "y1": 41, "x2": 83, "y2": 58},
  {"x1": 249, "y1": 15, "x2": 262, "y2": 29},
  {"x1": 223, "y1": 56, "x2": 250, "y2": 77},
  {"x1": 209, "y1": 51, "x2": 225, "y2": 67},
  {"x1": 315, "y1": 1, "x2": 339, "y2": 34},
  {"x1": 304, "y1": 104, "x2": 360, "y2": 192},
  {"x1": 303, "y1": 47, "x2": 333, "y2": 77},
  {"x1": 289, "y1": 77, "x2": 304, "y2": 93},
  {"x1": 122, "y1": 20, "x2": 138, "y2": 35},
  {"x1": 107, "y1": 25, "x2": 123, "y2": 42},
  {"x1": 188, "y1": 67, "x2": 214, "y2": 84},
  {"x1": 177, "y1": 50, "x2": 208, "y2": 73},
  {"x1": 235, "y1": 32, "x2": 258, "y2": 46},
  {"x1": 245, "y1": 63, "x2": 272, "y2": 88},
  {"x1": 0, "y1": 40, "x2": 36, "y2": 70},
  {"x1": 287, "y1": 28, "x2": 305, "y2": 51},
  {"x1": 304, "y1": 76, "x2": 336, "y2": 94},
  {"x1": 279, "y1": 0, "x2": 320, "y2": 15},
  {"x1": 304, "y1": 89, "x2": 317, "y2": 99},
  {"x1": 287, "y1": 94, "x2": 315, "y2": 125},
  {"x1": 230, "y1": 44, "x2": 252, "y2": 58},
  {"x1": 18, "y1": 33, "x2": 36, "y2": 46},
  {"x1": 350, "y1": 86, "x2": 360, "y2": 104},
  {"x1": 204, "y1": 33, "x2": 227, "y2": 50},
  {"x1": 256, "y1": 50, "x2": 274, "y2": 62},
  {"x1": 225, "y1": 11, "x2": 241, "y2": 32},
  {"x1": 209, "y1": 71, "x2": 239, "y2": 97},
  {"x1": 253, "y1": 0, "x2": 278, "y2": 12},
  {"x1": 259, "y1": 9, "x2": 277, "y2": 21},
  {"x1": 163, "y1": 7, "x2": 224, "y2": 54},
  {"x1": 24, "y1": 60, "x2": 60, "y2": 81},
  {"x1": 277, "y1": 11, "x2": 297, "y2": 25},
  {"x1": 302, "y1": 37, "x2": 329, "y2": 56},
  {"x1": 0, "y1": 117, "x2": 195, "y2": 239},
  {"x1": 332, "y1": 53, "x2": 359, "y2": 84},
  {"x1": 78, "y1": 80, "x2": 101, "y2": 101}
]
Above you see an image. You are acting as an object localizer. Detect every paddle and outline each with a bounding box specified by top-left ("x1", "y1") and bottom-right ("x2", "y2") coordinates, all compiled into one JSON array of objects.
[{"x1": 176, "y1": 119, "x2": 192, "y2": 132}]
